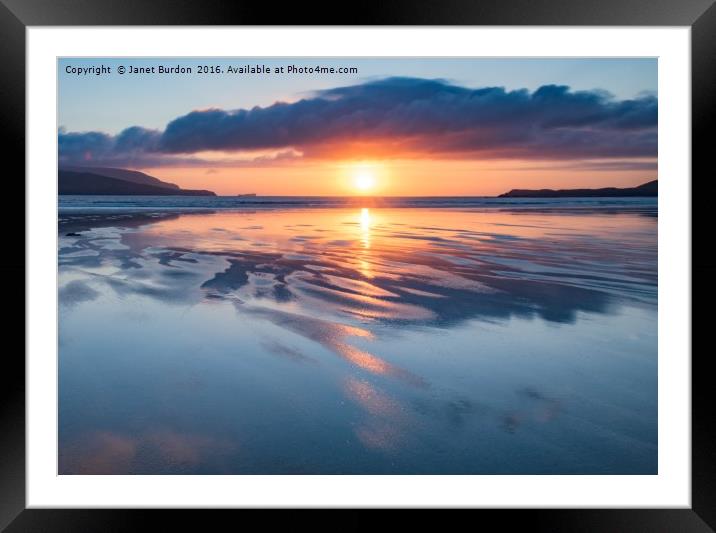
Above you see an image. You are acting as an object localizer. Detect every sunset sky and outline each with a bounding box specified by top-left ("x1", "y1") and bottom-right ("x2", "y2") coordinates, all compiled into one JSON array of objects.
[{"x1": 58, "y1": 58, "x2": 657, "y2": 196}]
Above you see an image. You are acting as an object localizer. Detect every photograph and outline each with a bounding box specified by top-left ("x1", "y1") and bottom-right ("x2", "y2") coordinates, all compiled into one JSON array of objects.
[{"x1": 57, "y1": 56, "x2": 658, "y2": 475}]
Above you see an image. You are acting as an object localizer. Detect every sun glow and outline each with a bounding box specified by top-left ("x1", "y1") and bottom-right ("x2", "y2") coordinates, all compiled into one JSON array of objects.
[
  {"x1": 353, "y1": 171, "x2": 376, "y2": 192},
  {"x1": 348, "y1": 162, "x2": 383, "y2": 194}
]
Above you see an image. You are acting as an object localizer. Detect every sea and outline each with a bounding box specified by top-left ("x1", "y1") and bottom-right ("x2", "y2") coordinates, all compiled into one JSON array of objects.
[{"x1": 59, "y1": 194, "x2": 658, "y2": 212}]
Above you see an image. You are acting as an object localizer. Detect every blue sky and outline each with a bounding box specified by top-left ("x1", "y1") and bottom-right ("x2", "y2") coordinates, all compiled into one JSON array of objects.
[{"x1": 59, "y1": 57, "x2": 657, "y2": 134}]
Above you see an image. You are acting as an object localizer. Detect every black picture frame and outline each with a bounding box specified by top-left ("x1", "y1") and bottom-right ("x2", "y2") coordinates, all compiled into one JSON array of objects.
[{"x1": 2, "y1": 0, "x2": 713, "y2": 530}]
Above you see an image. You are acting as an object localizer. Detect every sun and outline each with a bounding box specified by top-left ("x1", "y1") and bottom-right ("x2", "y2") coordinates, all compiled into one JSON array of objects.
[
  {"x1": 353, "y1": 170, "x2": 377, "y2": 193},
  {"x1": 345, "y1": 162, "x2": 385, "y2": 195}
]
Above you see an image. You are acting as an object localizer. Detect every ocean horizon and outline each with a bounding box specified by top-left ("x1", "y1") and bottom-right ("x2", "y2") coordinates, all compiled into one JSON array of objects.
[{"x1": 59, "y1": 194, "x2": 658, "y2": 213}]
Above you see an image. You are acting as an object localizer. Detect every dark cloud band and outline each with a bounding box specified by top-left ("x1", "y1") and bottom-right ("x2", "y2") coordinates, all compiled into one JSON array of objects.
[{"x1": 59, "y1": 77, "x2": 657, "y2": 167}]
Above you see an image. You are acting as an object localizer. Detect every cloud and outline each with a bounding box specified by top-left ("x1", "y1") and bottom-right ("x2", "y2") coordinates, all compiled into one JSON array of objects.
[
  {"x1": 58, "y1": 77, "x2": 657, "y2": 167},
  {"x1": 58, "y1": 127, "x2": 162, "y2": 166}
]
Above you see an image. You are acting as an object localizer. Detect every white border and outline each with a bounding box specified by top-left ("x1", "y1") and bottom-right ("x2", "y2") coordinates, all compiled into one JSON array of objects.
[{"x1": 27, "y1": 27, "x2": 691, "y2": 508}]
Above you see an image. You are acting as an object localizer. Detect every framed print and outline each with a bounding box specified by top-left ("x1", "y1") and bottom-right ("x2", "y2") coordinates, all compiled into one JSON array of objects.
[{"x1": 4, "y1": 0, "x2": 714, "y2": 530}]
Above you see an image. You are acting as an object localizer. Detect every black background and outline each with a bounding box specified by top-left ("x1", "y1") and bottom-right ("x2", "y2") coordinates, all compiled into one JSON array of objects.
[{"x1": 1, "y1": 0, "x2": 713, "y2": 530}]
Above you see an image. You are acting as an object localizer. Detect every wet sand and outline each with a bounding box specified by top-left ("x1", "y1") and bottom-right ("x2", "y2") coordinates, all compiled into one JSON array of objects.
[{"x1": 59, "y1": 206, "x2": 657, "y2": 474}]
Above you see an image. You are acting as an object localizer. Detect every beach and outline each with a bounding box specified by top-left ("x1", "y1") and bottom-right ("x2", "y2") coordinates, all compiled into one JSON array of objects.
[{"x1": 58, "y1": 198, "x2": 657, "y2": 474}]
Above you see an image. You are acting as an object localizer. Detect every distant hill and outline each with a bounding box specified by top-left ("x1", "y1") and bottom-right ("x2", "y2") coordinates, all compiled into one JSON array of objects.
[
  {"x1": 60, "y1": 166, "x2": 180, "y2": 190},
  {"x1": 498, "y1": 180, "x2": 657, "y2": 198},
  {"x1": 59, "y1": 170, "x2": 216, "y2": 196}
]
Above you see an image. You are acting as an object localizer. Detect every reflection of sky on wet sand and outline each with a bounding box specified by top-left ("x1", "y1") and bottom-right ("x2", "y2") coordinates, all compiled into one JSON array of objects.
[{"x1": 59, "y1": 206, "x2": 657, "y2": 474}]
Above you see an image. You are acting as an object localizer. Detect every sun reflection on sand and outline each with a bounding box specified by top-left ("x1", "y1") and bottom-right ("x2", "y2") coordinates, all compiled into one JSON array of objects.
[
  {"x1": 241, "y1": 305, "x2": 426, "y2": 387},
  {"x1": 358, "y1": 207, "x2": 373, "y2": 278}
]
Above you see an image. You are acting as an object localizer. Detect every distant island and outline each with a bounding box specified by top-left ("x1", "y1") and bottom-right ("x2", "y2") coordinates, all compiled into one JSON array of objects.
[
  {"x1": 59, "y1": 167, "x2": 216, "y2": 196},
  {"x1": 498, "y1": 180, "x2": 657, "y2": 198}
]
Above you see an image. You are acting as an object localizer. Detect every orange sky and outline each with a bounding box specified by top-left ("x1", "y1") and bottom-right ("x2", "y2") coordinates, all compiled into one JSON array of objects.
[{"x1": 145, "y1": 159, "x2": 656, "y2": 196}]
